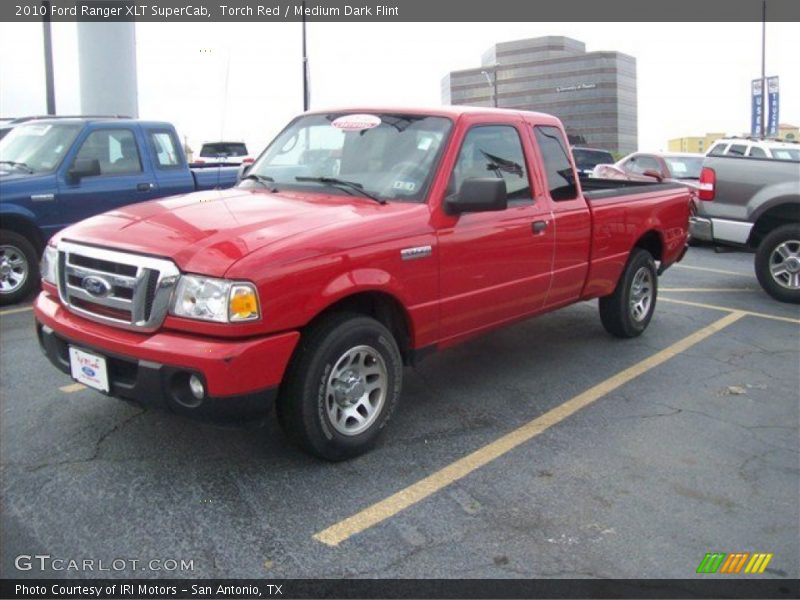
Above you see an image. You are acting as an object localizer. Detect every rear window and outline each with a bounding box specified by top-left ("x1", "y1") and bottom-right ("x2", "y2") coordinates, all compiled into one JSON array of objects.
[
  {"x1": 572, "y1": 148, "x2": 614, "y2": 171},
  {"x1": 772, "y1": 148, "x2": 800, "y2": 160},
  {"x1": 664, "y1": 156, "x2": 704, "y2": 179},
  {"x1": 200, "y1": 142, "x2": 248, "y2": 157}
]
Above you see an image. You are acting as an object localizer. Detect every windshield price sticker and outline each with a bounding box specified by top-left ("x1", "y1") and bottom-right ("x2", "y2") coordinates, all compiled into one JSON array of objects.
[{"x1": 331, "y1": 114, "x2": 382, "y2": 131}]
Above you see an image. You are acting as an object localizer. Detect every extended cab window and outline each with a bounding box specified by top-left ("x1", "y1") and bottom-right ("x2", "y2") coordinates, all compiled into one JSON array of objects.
[
  {"x1": 450, "y1": 126, "x2": 532, "y2": 203},
  {"x1": 73, "y1": 129, "x2": 142, "y2": 175},
  {"x1": 727, "y1": 144, "x2": 747, "y2": 156},
  {"x1": 748, "y1": 146, "x2": 767, "y2": 158},
  {"x1": 149, "y1": 131, "x2": 182, "y2": 168},
  {"x1": 533, "y1": 126, "x2": 577, "y2": 201}
]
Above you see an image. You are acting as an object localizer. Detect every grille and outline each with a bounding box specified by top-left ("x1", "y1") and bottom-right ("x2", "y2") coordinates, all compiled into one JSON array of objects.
[{"x1": 56, "y1": 241, "x2": 180, "y2": 332}]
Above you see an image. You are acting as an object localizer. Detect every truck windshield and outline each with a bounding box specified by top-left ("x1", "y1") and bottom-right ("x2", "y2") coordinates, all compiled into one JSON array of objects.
[
  {"x1": 664, "y1": 156, "x2": 704, "y2": 179},
  {"x1": 246, "y1": 113, "x2": 452, "y2": 202},
  {"x1": 0, "y1": 122, "x2": 82, "y2": 174}
]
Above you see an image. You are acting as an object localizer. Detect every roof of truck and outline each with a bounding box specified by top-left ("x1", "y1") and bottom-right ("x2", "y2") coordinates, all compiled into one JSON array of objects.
[{"x1": 305, "y1": 105, "x2": 562, "y2": 122}]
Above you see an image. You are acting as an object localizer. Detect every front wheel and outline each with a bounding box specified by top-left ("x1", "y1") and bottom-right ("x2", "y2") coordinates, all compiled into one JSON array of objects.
[
  {"x1": 0, "y1": 230, "x2": 39, "y2": 306},
  {"x1": 599, "y1": 248, "x2": 658, "y2": 338},
  {"x1": 754, "y1": 224, "x2": 800, "y2": 304},
  {"x1": 277, "y1": 313, "x2": 403, "y2": 461}
]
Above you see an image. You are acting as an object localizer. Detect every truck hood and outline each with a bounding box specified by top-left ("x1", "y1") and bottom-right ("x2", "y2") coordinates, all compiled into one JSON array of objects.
[{"x1": 55, "y1": 187, "x2": 421, "y2": 277}]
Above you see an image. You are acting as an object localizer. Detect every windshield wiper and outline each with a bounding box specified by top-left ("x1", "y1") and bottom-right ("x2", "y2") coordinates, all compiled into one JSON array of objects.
[
  {"x1": 295, "y1": 176, "x2": 386, "y2": 205},
  {"x1": 240, "y1": 173, "x2": 278, "y2": 192},
  {"x1": 0, "y1": 160, "x2": 34, "y2": 174}
]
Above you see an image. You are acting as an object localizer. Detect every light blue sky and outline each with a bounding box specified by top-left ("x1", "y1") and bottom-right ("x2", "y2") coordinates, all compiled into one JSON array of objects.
[{"x1": 0, "y1": 21, "x2": 797, "y2": 155}]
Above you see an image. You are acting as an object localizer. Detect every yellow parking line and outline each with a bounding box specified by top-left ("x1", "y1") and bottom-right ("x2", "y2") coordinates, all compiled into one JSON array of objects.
[
  {"x1": 313, "y1": 311, "x2": 745, "y2": 547},
  {"x1": 0, "y1": 305, "x2": 33, "y2": 316},
  {"x1": 673, "y1": 264, "x2": 753, "y2": 277},
  {"x1": 661, "y1": 287, "x2": 758, "y2": 293},
  {"x1": 60, "y1": 383, "x2": 86, "y2": 393},
  {"x1": 661, "y1": 296, "x2": 800, "y2": 324}
]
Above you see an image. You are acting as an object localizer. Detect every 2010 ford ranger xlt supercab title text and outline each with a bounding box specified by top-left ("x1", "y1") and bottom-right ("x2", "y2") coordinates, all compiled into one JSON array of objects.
[{"x1": 34, "y1": 107, "x2": 690, "y2": 460}]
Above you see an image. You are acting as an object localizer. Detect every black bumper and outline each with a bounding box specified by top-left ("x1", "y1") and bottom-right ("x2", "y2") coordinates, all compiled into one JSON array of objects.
[{"x1": 36, "y1": 322, "x2": 276, "y2": 425}]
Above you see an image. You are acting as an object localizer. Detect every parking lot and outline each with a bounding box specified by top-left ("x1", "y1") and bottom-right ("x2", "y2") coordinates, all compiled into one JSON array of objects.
[{"x1": 0, "y1": 245, "x2": 797, "y2": 580}]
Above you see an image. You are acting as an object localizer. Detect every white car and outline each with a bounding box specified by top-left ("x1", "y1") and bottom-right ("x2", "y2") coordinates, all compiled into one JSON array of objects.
[
  {"x1": 193, "y1": 141, "x2": 253, "y2": 166},
  {"x1": 706, "y1": 138, "x2": 800, "y2": 161}
]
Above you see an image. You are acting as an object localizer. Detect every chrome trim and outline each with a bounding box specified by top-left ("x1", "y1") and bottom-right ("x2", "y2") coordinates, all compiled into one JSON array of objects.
[
  {"x1": 709, "y1": 218, "x2": 753, "y2": 245},
  {"x1": 400, "y1": 245, "x2": 432, "y2": 261},
  {"x1": 56, "y1": 241, "x2": 180, "y2": 332},
  {"x1": 31, "y1": 193, "x2": 55, "y2": 202}
]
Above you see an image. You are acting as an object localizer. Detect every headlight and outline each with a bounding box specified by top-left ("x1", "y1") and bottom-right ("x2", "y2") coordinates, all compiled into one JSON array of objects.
[
  {"x1": 40, "y1": 244, "x2": 58, "y2": 285},
  {"x1": 170, "y1": 275, "x2": 260, "y2": 323}
]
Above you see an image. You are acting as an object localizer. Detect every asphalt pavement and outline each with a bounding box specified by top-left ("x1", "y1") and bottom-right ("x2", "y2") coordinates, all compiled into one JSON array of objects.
[{"x1": 1, "y1": 246, "x2": 798, "y2": 580}]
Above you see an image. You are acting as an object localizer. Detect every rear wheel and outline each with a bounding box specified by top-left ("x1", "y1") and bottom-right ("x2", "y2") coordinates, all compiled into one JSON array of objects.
[
  {"x1": 277, "y1": 313, "x2": 403, "y2": 461},
  {"x1": 599, "y1": 248, "x2": 658, "y2": 338},
  {"x1": 754, "y1": 224, "x2": 800, "y2": 304},
  {"x1": 0, "y1": 230, "x2": 39, "y2": 306}
]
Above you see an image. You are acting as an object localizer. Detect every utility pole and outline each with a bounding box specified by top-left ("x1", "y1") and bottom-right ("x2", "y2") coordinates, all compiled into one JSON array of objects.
[
  {"x1": 760, "y1": 0, "x2": 766, "y2": 138},
  {"x1": 42, "y1": 0, "x2": 56, "y2": 115},
  {"x1": 301, "y1": 0, "x2": 309, "y2": 111}
]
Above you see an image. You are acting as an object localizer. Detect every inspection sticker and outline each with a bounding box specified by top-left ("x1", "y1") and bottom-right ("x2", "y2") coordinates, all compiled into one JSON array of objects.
[{"x1": 332, "y1": 114, "x2": 382, "y2": 131}]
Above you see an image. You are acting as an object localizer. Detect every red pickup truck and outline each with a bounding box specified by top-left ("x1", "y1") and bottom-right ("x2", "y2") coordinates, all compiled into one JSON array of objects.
[{"x1": 34, "y1": 107, "x2": 690, "y2": 460}]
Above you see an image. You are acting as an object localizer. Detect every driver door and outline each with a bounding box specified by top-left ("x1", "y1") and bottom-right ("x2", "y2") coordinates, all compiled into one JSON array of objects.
[{"x1": 436, "y1": 121, "x2": 554, "y2": 343}]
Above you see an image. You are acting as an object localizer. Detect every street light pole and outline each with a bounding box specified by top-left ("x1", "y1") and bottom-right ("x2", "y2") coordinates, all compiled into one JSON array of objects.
[
  {"x1": 760, "y1": 0, "x2": 766, "y2": 138},
  {"x1": 481, "y1": 65, "x2": 498, "y2": 108},
  {"x1": 42, "y1": 0, "x2": 56, "y2": 115},
  {"x1": 301, "y1": 0, "x2": 309, "y2": 111}
]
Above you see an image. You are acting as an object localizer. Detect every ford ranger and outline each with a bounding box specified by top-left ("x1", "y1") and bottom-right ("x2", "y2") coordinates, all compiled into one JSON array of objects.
[
  {"x1": 33, "y1": 107, "x2": 690, "y2": 460},
  {"x1": 0, "y1": 117, "x2": 238, "y2": 304}
]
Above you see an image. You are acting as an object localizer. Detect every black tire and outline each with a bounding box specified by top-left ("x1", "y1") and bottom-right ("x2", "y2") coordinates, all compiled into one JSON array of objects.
[
  {"x1": 599, "y1": 248, "x2": 658, "y2": 338},
  {"x1": 755, "y1": 224, "x2": 800, "y2": 304},
  {"x1": 0, "y1": 230, "x2": 39, "y2": 306},
  {"x1": 277, "y1": 312, "x2": 403, "y2": 461}
]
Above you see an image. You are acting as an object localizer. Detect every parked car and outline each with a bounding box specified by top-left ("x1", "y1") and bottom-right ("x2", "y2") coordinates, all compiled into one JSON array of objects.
[
  {"x1": 0, "y1": 117, "x2": 239, "y2": 304},
  {"x1": 571, "y1": 146, "x2": 614, "y2": 178},
  {"x1": 193, "y1": 141, "x2": 253, "y2": 166},
  {"x1": 706, "y1": 137, "x2": 800, "y2": 161},
  {"x1": 690, "y1": 154, "x2": 800, "y2": 303},
  {"x1": 592, "y1": 152, "x2": 704, "y2": 188},
  {"x1": 33, "y1": 107, "x2": 690, "y2": 459}
]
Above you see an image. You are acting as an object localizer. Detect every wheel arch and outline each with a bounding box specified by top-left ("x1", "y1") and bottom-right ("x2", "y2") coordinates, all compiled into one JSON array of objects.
[
  {"x1": 0, "y1": 211, "x2": 45, "y2": 255},
  {"x1": 304, "y1": 289, "x2": 416, "y2": 366},
  {"x1": 632, "y1": 229, "x2": 663, "y2": 262},
  {"x1": 747, "y1": 200, "x2": 800, "y2": 249}
]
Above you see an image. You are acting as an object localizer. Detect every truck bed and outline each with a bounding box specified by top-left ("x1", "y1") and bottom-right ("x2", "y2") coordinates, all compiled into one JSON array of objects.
[{"x1": 582, "y1": 178, "x2": 686, "y2": 201}]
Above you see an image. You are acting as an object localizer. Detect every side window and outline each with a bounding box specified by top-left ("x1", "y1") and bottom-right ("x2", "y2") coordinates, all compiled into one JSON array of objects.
[
  {"x1": 707, "y1": 143, "x2": 727, "y2": 156},
  {"x1": 73, "y1": 129, "x2": 142, "y2": 175},
  {"x1": 636, "y1": 155, "x2": 662, "y2": 174},
  {"x1": 533, "y1": 125, "x2": 578, "y2": 201},
  {"x1": 748, "y1": 146, "x2": 767, "y2": 158},
  {"x1": 149, "y1": 131, "x2": 183, "y2": 168},
  {"x1": 728, "y1": 144, "x2": 747, "y2": 156},
  {"x1": 450, "y1": 125, "x2": 532, "y2": 203}
]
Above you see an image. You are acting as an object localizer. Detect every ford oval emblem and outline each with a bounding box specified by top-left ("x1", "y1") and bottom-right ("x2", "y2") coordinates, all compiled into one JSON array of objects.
[
  {"x1": 82, "y1": 366, "x2": 96, "y2": 377},
  {"x1": 82, "y1": 275, "x2": 112, "y2": 297}
]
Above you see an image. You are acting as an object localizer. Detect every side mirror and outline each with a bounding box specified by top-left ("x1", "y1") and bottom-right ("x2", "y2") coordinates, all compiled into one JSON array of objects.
[
  {"x1": 642, "y1": 169, "x2": 664, "y2": 182},
  {"x1": 67, "y1": 158, "x2": 101, "y2": 183},
  {"x1": 445, "y1": 178, "x2": 507, "y2": 215},
  {"x1": 236, "y1": 163, "x2": 252, "y2": 183}
]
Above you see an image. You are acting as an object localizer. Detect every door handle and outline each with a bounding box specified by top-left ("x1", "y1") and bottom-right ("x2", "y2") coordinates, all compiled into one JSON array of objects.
[
  {"x1": 136, "y1": 182, "x2": 155, "y2": 192},
  {"x1": 532, "y1": 220, "x2": 548, "y2": 234}
]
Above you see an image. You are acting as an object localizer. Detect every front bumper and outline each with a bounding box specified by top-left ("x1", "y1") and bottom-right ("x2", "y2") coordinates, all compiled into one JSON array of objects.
[{"x1": 34, "y1": 291, "x2": 300, "y2": 423}]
